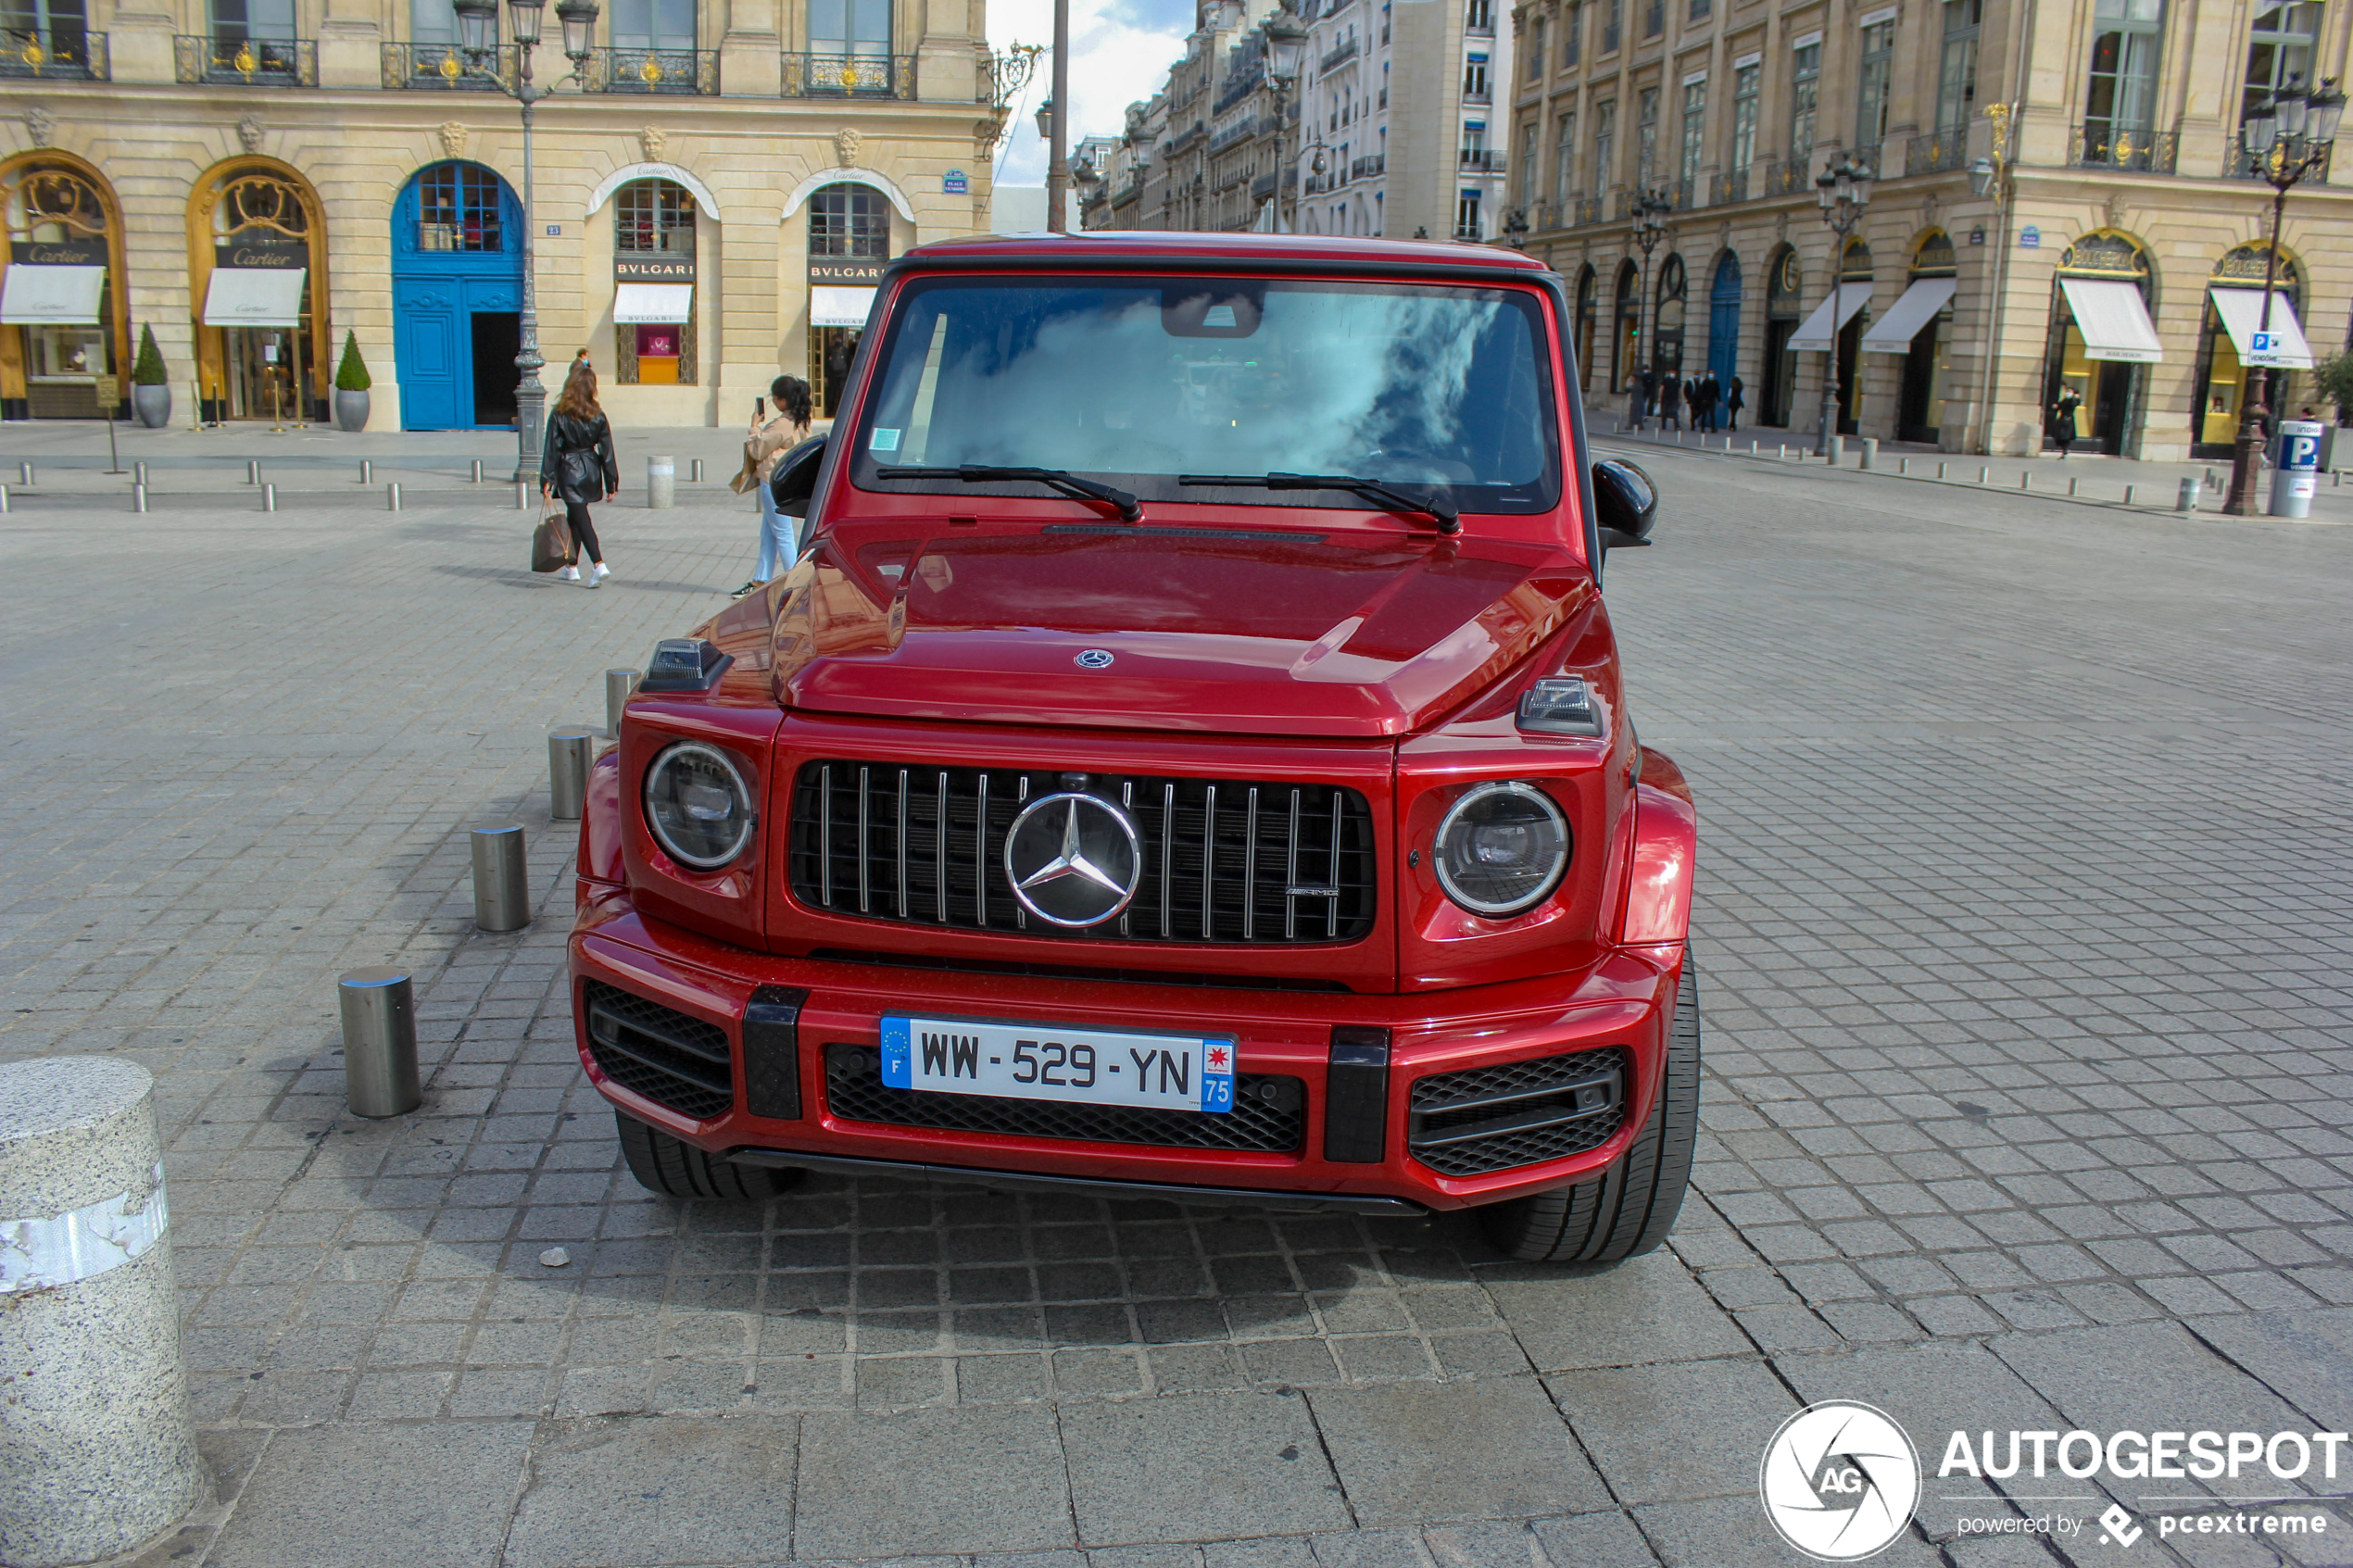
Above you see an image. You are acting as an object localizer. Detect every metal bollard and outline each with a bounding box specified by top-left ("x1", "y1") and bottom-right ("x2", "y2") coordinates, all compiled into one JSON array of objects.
[
  {"x1": 2069, "y1": 477, "x2": 2080, "y2": 495},
  {"x1": 1777, "y1": 444, "x2": 1786, "y2": 459},
  {"x1": 262, "y1": 483, "x2": 276, "y2": 512},
  {"x1": 337, "y1": 968, "x2": 421, "y2": 1119},
  {"x1": 359, "y1": 458, "x2": 371, "y2": 483},
  {"x1": 1826, "y1": 435, "x2": 1843, "y2": 465},
  {"x1": 133, "y1": 460, "x2": 147, "y2": 485},
  {"x1": 471, "y1": 824, "x2": 530, "y2": 933},
  {"x1": 548, "y1": 728, "x2": 596, "y2": 821},
  {"x1": 1978, "y1": 466, "x2": 1990, "y2": 483},
  {"x1": 2177, "y1": 476, "x2": 2200, "y2": 512},
  {"x1": 516, "y1": 481, "x2": 530, "y2": 510},
  {"x1": 690, "y1": 458, "x2": 705, "y2": 483},
  {"x1": 246, "y1": 459, "x2": 259, "y2": 483},
  {"x1": 387, "y1": 482, "x2": 402, "y2": 510},
  {"x1": 0, "y1": 1056, "x2": 207, "y2": 1565},
  {"x1": 0, "y1": 483, "x2": 8, "y2": 512},
  {"x1": 1938, "y1": 461, "x2": 1948, "y2": 480},
  {"x1": 606, "y1": 668, "x2": 641, "y2": 736},
  {"x1": 2020, "y1": 471, "x2": 2032, "y2": 490},
  {"x1": 2124, "y1": 484, "x2": 2135, "y2": 505},
  {"x1": 647, "y1": 455, "x2": 676, "y2": 508},
  {"x1": 1859, "y1": 438, "x2": 1878, "y2": 471},
  {"x1": 132, "y1": 483, "x2": 147, "y2": 513},
  {"x1": 472, "y1": 458, "x2": 484, "y2": 483},
  {"x1": 18, "y1": 460, "x2": 30, "y2": 483},
  {"x1": 1898, "y1": 458, "x2": 1909, "y2": 475}
]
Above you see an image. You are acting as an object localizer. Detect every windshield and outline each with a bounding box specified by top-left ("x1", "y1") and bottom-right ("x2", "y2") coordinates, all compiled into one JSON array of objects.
[{"x1": 848, "y1": 275, "x2": 1561, "y2": 514}]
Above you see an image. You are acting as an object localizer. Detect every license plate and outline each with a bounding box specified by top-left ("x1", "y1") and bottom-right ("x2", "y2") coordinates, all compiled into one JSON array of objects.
[{"x1": 879, "y1": 1013, "x2": 1236, "y2": 1113}]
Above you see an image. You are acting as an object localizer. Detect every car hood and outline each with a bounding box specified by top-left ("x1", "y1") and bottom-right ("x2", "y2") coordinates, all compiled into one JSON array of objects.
[{"x1": 772, "y1": 523, "x2": 1592, "y2": 737}]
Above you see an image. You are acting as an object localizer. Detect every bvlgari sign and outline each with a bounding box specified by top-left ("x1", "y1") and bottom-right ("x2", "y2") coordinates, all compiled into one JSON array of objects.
[
  {"x1": 809, "y1": 258, "x2": 885, "y2": 285},
  {"x1": 11, "y1": 240, "x2": 105, "y2": 267},
  {"x1": 216, "y1": 240, "x2": 306, "y2": 270},
  {"x1": 615, "y1": 255, "x2": 695, "y2": 282}
]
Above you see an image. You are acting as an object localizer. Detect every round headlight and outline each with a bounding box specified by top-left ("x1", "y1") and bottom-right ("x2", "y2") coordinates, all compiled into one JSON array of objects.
[
  {"x1": 644, "y1": 742, "x2": 754, "y2": 870},
  {"x1": 1432, "y1": 781, "x2": 1570, "y2": 917}
]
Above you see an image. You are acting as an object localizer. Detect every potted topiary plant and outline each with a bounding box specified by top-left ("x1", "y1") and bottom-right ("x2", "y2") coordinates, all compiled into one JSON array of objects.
[
  {"x1": 333, "y1": 331, "x2": 371, "y2": 432},
  {"x1": 130, "y1": 324, "x2": 170, "y2": 428}
]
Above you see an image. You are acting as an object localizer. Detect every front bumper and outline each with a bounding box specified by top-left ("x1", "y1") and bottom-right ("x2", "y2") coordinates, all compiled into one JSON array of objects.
[{"x1": 570, "y1": 885, "x2": 1684, "y2": 1213}]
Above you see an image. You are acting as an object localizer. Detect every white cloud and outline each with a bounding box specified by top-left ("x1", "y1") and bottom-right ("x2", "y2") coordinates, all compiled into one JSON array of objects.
[{"x1": 989, "y1": 0, "x2": 1194, "y2": 186}]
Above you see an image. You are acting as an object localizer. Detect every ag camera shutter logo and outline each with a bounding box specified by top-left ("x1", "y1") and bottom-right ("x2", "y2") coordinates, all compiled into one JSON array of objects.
[{"x1": 1760, "y1": 1401, "x2": 1921, "y2": 1561}]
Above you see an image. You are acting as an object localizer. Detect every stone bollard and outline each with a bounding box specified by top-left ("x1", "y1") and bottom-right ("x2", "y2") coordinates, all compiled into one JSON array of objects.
[
  {"x1": 1859, "y1": 438, "x2": 1878, "y2": 471},
  {"x1": 338, "y1": 968, "x2": 421, "y2": 1119},
  {"x1": 471, "y1": 824, "x2": 529, "y2": 933},
  {"x1": 647, "y1": 456, "x2": 675, "y2": 509},
  {"x1": 0, "y1": 1057, "x2": 206, "y2": 1567},
  {"x1": 2177, "y1": 476, "x2": 2201, "y2": 513},
  {"x1": 1826, "y1": 435, "x2": 1843, "y2": 466},
  {"x1": 548, "y1": 728, "x2": 595, "y2": 821},
  {"x1": 606, "y1": 668, "x2": 640, "y2": 737}
]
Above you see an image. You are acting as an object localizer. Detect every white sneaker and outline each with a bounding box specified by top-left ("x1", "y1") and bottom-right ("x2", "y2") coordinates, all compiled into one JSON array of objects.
[
  {"x1": 592, "y1": 562, "x2": 610, "y2": 582},
  {"x1": 585, "y1": 570, "x2": 602, "y2": 589},
  {"x1": 559, "y1": 565, "x2": 581, "y2": 581}
]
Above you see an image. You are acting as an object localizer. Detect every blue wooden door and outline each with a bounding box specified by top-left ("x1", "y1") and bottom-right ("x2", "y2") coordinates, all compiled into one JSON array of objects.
[
  {"x1": 392, "y1": 162, "x2": 523, "y2": 431},
  {"x1": 393, "y1": 281, "x2": 464, "y2": 430},
  {"x1": 1708, "y1": 252, "x2": 1743, "y2": 386}
]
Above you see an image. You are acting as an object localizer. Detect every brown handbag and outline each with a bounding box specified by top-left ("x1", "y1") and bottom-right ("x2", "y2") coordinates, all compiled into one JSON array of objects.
[{"x1": 530, "y1": 496, "x2": 573, "y2": 573}]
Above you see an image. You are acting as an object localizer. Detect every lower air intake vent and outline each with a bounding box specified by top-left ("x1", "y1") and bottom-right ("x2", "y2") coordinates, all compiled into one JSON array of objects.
[
  {"x1": 823, "y1": 1044, "x2": 1304, "y2": 1152},
  {"x1": 584, "y1": 981, "x2": 734, "y2": 1120},
  {"x1": 1406, "y1": 1047, "x2": 1628, "y2": 1177}
]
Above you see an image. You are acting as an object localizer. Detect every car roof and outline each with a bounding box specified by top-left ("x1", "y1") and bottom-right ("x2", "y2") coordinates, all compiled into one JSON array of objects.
[{"x1": 901, "y1": 231, "x2": 1554, "y2": 274}]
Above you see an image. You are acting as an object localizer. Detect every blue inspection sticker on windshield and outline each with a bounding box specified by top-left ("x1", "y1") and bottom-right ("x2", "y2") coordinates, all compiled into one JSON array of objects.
[{"x1": 870, "y1": 427, "x2": 901, "y2": 452}]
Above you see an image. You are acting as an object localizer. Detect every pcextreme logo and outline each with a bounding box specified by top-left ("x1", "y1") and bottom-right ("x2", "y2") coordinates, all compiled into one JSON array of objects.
[{"x1": 1759, "y1": 1401, "x2": 1922, "y2": 1562}]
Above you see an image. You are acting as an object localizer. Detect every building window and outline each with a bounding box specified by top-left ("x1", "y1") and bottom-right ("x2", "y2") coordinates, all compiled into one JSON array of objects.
[
  {"x1": 1465, "y1": 52, "x2": 1490, "y2": 98},
  {"x1": 1680, "y1": 78, "x2": 1706, "y2": 182},
  {"x1": 1602, "y1": 0, "x2": 1619, "y2": 52},
  {"x1": 409, "y1": 0, "x2": 472, "y2": 44},
  {"x1": 809, "y1": 182, "x2": 888, "y2": 256},
  {"x1": 1461, "y1": 118, "x2": 1491, "y2": 168},
  {"x1": 1466, "y1": 0, "x2": 1493, "y2": 30},
  {"x1": 2244, "y1": 0, "x2": 2317, "y2": 126},
  {"x1": 1730, "y1": 59, "x2": 1760, "y2": 167},
  {"x1": 609, "y1": 0, "x2": 695, "y2": 51},
  {"x1": 1562, "y1": 1, "x2": 1580, "y2": 67},
  {"x1": 1635, "y1": 85, "x2": 1658, "y2": 183},
  {"x1": 1554, "y1": 109, "x2": 1578, "y2": 206},
  {"x1": 1518, "y1": 121, "x2": 1540, "y2": 201},
  {"x1": 1937, "y1": 0, "x2": 1982, "y2": 133},
  {"x1": 1592, "y1": 98, "x2": 1616, "y2": 186},
  {"x1": 615, "y1": 178, "x2": 694, "y2": 253},
  {"x1": 1527, "y1": 17, "x2": 1544, "y2": 78},
  {"x1": 1455, "y1": 187, "x2": 1483, "y2": 237},
  {"x1": 808, "y1": 0, "x2": 888, "y2": 56},
  {"x1": 417, "y1": 162, "x2": 503, "y2": 251},
  {"x1": 1856, "y1": 17, "x2": 1895, "y2": 166},
  {"x1": 1790, "y1": 39, "x2": 1820, "y2": 166},
  {"x1": 1689, "y1": 0, "x2": 1709, "y2": 21},
  {"x1": 1643, "y1": 0, "x2": 1662, "y2": 39},
  {"x1": 2086, "y1": 0, "x2": 2163, "y2": 154},
  {"x1": 614, "y1": 179, "x2": 695, "y2": 386}
]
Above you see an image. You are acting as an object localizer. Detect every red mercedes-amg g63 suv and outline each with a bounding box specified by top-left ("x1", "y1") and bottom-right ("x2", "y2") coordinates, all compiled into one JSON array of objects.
[{"x1": 569, "y1": 231, "x2": 1698, "y2": 1264}]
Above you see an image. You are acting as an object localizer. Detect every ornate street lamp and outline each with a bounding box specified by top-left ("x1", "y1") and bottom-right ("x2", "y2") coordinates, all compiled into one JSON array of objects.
[
  {"x1": 1811, "y1": 151, "x2": 1871, "y2": 457},
  {"x1": 1035, "y1": 97, "x2": 1055, "y2": 143},
  {"x1": 1502, "y1": 206, "x2": 1529, "y2": 249},
  {"x1": 2222, "y1": 76, "x2": 2345, "y2": 514},
  {"x1": 1261, "y1": 9, "x2": 1308, "y2": 233},
  {"x1": 1629, "y1": 186, "x2": 1670, "y2": 404},
  {"x1": 451, "y1": 0, "x2": 598, "y2": 482}
]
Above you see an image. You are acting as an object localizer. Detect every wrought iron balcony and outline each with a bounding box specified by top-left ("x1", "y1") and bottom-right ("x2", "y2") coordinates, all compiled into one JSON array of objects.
[
  {"x1": 1573, "y1": 194, "x2": 1602, "y2": 226},
  {"x1": 0, "y1": 27, "x2": 106, "y2": 79},
  {"x1": 1318, "y1": 35, "x2": 1359, "y2": 72},
  {"x1": 586, "y1": 45, "x2": 717, "y2": 94},
  {"x1": 1762, "y1": 158, "x2": 1811, "y2": 196},
  {"x1": 1459, "y1": 148, "x2": 1506, "y2": 171},
  {"x1": 1462, "y1": 85, "x2": 1491, "y2": 104},
  {"x1": 783, "y1": 51, "x2": 910, "y2": 96},
  {"x1": 2076, "y1": 125, "x2": 2177, "y2": 173},
  {"x1": 1252, "y1": 171, "x2": 1277, "y2": 201},
  {"x1": 2226, "y1": 137, "x2": 2325, "y2": 179},
  {"x1": 1352, "y1": 153, "x2": 1384, "y2": 178},
  {"x1": 1208, "y1": 116, "x2": 1259, "y2": 153},
  {"x1": 1905, "y1": 131, "x2": 1969, "y2": 175},
  {"x1": 1708, "y1": 167, "x2": 1747, "y2": 205},
  {"x1": 174, "y1": 33, "x2": 315, "y2": 86},
  {"x1": 1165, "y1": 120, "x2": 1206, "y2": 153},
  {"x1": 1666, "y1": 178, "x2": 1693, "y2": 209},
  {"x1": 382, "y1": 42, "x2": 516, "y2": 89}
]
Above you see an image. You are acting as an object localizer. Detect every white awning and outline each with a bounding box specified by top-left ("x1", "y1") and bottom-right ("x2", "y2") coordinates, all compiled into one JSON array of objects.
[
  {"x1": 614, "y1": 282, "x2": 693, "y2": 324},
  {"x1": 202, "y1": 267, "x2": 306, "y2": 328},
  {"x1": 0, "y1": 264, "x2": 107, "y2": 326},
  {"x1": 1787, "y1": 282, "x2": 1872, "y2": 350},
  {"x1": 811, "y1": 285, "x2": 875, "y2": 329},
  {"x1": 1859, "y1": 277, "x2": 1957, "y2": 352},
  {"x1": 2208, "y1": 285, "x2": 2314, "y2": 370},
  {"x1": 2057, "y1": 277, "x2": 2161, "y2": 363}
]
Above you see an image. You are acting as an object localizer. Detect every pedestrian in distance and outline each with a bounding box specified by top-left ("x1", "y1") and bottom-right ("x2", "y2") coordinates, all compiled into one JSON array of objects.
[
  {"x1": 1726, "y1": 374, "x2": 1745, "y2": 433},
  {"x1": 2051, "y1": 385, "x2": 2083, "y2": 460},
  {"x1": 1699, "y1": 371, "x2": 1720, "y2": 433},
  {"x1": 1658, "y1": 370, "x2": 1682, "y2": 433},
  {"x1": 540, "y1": 358, "x2": 620, "y2": 588},
  {"x1": 1683, "y1": 376, "x2": 1701, "y2": 431},
  {"x1": 1625, "y1": 370, "x2": 1647, "y2": 432},
  {"x1": 729, "y1": 374, "x2": 813, "y2": 600}
]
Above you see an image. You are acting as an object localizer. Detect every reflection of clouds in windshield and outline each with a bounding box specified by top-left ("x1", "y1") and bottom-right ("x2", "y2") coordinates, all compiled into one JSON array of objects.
[{"x1": 904, "y1": 290, "x2": 1527, "y2": 484}]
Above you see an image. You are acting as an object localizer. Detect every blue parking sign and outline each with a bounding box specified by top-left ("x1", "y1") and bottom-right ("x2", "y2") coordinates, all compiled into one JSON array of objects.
[{"x1": 2252, "y1": 332, "x2": 2273, "y2": 353}]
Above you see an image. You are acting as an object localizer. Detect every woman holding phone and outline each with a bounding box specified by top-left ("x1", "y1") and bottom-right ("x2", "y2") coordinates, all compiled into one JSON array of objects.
[{"x1": 731, "y1": 374, "x2": 813, "y2": 599}]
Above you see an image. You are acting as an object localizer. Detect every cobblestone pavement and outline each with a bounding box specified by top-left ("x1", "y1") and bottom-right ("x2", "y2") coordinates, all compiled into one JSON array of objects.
[{"x1": 1, "y1": 445, "x2": 2349, "y2": 1568}]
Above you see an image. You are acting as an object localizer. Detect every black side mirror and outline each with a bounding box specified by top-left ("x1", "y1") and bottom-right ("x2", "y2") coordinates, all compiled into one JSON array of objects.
[
  {"x1": 1592, "y1": 458, "x2": 1657, "y2": 550},
  {"x1": 769, "y1": 434, "x2": 828, "y2": 519}
]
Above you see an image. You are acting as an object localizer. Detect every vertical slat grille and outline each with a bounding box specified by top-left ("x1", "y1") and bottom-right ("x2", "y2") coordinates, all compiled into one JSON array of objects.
[{"x1": 789, "y1": 761, "x2": 1377, "y2": 945}]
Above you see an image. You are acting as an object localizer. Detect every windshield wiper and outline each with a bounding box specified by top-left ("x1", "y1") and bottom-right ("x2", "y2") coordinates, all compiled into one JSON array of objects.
[
  {"x1": 1177, "y1": 472, "x2": 1461, "y2": 534},
  {"x1": 875, "y1": 464, "x2": 1142, "y2": 522}
]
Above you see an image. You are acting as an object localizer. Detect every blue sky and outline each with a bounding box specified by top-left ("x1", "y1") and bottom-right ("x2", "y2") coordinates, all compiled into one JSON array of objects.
[{"x1": 989, "y1": 0, "x2": 1196, "y2": 186}]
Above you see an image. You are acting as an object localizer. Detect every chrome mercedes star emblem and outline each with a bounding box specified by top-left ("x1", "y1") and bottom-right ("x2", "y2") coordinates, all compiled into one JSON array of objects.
[
  {"x1": 1075, "y1": 648, "x2": 1114, "y2": 669},
  {"x1": 1003, "y1": 792, "x2": 1143, "y2": 927}
]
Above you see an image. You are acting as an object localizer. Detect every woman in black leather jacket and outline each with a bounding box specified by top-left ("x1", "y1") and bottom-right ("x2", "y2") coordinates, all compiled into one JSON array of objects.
[{"x1": 539, "y1": 360, "x2": 621, "y2": 587}]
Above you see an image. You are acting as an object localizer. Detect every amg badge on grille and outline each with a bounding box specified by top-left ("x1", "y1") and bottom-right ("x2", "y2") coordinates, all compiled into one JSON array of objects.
[{"x1": 1004, "y1": 793, "x2": 1142, "y2": 926}]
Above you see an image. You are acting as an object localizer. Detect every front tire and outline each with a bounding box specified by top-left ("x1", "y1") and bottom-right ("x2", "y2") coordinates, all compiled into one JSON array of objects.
[
  {"x1": 615, "y1": 1110, "x2": 804, "y2": 1201},
  {"x1": 1478, "y1": 955, "x2": 1700, "y2": 1264}
]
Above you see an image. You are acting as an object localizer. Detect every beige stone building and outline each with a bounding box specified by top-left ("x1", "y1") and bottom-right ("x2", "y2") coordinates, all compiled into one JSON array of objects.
[
  {"x1": 1507, "y1": 0, "x2": 2352, "y2": 458},
  {"x1": 0, "y1": 0, "x2": 1020, "y2": 431}
]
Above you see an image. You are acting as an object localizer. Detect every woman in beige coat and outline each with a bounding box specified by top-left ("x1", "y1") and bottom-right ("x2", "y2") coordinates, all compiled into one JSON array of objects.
[{"x1": 730, "y1": 373, "x2": 812, "y2": 599}]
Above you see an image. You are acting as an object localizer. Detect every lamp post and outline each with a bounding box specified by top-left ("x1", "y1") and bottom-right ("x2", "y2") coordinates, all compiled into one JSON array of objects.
[
  {"x1": 1810, "y1": 151, "x2": 1872, "y2": 457},
  {"x1": 452, "y1": 0, "x2": 598, "y2": 483},
  {"x1": 2221, "y1": 76, "x2": 2344, "y2": 515},
  {"x1": 1044, "y1": 0, "x2": 1070, "y2": 232},
  {"x1": 1502, "y1": 206, "x2": 1530, "y2": 249},
  {"x1": 1968, "y1": 102, "x2": 2014, "y2": 458},
  {"x1": 1260, "y1": 10, "x2": 1307, "y2": 232},
  {"x1": 1629, "y1": 186, "x2": 1669, "y2": 409}
]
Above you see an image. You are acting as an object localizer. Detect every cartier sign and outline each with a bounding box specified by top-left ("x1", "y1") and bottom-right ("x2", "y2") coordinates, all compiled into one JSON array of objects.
[
  {"x1": 615, "y1": 255, "x2": 695, "y2": 282},
  {"x1": 216, "y1": 241, "x2": 307, "y2": 270},
  {"x1": 10, "y1": 240, "x2": 105, "y2": 267}
]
